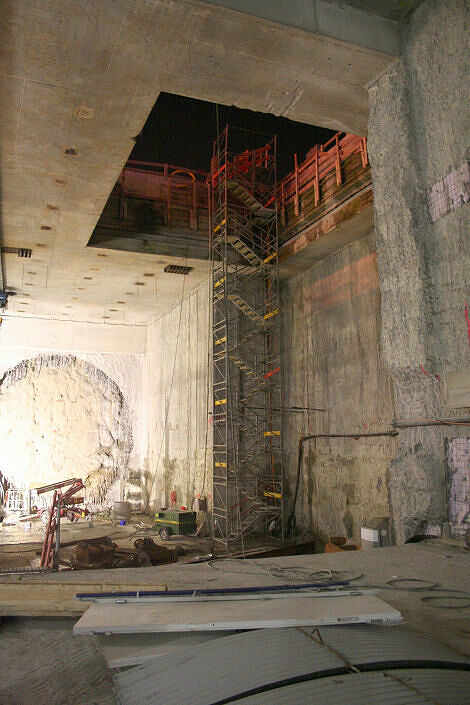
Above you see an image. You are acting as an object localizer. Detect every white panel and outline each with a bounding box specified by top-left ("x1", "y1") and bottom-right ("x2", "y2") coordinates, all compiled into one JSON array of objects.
[
  {"x1": 74, "y1": 594, "x2": 401, "y2": 635},
  {"x1": 447, "y1": 368, "x2": 470, "y2": 408}
]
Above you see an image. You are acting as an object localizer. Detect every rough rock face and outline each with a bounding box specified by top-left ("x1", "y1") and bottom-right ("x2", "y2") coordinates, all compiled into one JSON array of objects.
[
  {"x1": 368, "y1": 0, "x2": 470, "y2": 541},
  {"x1": 0, "y1": 355, "x2": 133, "y2": 506}
]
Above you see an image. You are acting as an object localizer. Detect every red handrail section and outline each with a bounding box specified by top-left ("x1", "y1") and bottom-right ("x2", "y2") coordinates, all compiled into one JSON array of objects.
[
  {"x1": 210, "y1": 143, "x2": 273, "y2": 186},
  {"x1": 118, "y1": 160, "x2": 208, "y2": 231},
  {"x1": 278, "y1": 132, "x2": 368, "y2": 217},
  {"x1": 116, "y1": 132, "x2": 368, "y2": 231}
]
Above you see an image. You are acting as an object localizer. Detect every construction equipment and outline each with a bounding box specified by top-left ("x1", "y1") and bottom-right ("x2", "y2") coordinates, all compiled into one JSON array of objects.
[
  {"x1": 154, "y1": 509, "x2": 197, "y2": 540},
  {"x1": 36, "y1": 478, "x2": 88, "y2": 569},
  {"x1": 69, "y1": 536, "x2": 182, "y2": 570}
]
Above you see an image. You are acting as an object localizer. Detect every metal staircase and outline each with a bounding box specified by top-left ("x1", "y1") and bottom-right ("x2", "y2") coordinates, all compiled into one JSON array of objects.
[{"x1": 210, "y1": 126, "x2": 284, "y2": 549}]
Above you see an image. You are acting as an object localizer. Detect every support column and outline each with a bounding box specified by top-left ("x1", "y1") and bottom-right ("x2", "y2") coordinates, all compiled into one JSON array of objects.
[{"x1": 367, "y1": 0, "x2": 470, "y2": 542}]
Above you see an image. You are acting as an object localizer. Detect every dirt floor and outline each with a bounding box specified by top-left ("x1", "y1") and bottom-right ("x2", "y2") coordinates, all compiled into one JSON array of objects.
[
  {"x1": 0, "y1": 513, "x2": 215, "y2": 571},
  {"x1": 1, "y1": 527, "x2": 469, "y2": 705},
  {"x1": 0, "y1": 617, "x2": 116, "y2": 705}
]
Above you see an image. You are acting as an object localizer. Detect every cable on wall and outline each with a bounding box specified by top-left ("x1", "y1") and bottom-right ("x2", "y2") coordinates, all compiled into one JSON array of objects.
[{"x1": 143, "y1": 254, "x2": 188, "y2": 512}]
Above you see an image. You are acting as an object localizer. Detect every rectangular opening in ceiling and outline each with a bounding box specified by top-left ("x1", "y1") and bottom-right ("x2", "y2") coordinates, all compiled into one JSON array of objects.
[{"x1": 87, "y1": 92, "x2": 335, "y2": 260}]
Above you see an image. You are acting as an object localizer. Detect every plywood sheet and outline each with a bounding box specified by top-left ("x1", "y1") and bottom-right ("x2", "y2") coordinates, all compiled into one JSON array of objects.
[{"x1": 74, "y1": 594, "x2": 401, "y2": 634}]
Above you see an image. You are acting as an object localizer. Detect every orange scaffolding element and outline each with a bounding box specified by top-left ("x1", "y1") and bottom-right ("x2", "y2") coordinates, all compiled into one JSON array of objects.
[
  {"x1": 115, "y1": 132, "x2": 368, "y2": 234},
  {"x1": 278, "y1": 132, "x2": 368, "y2": 217},
  {"x1": 118, "y1": 160, "x2": 208, "y2": 231}
]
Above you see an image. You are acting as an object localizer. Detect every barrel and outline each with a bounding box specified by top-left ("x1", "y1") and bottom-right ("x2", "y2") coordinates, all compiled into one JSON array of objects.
[{"x1": 112, "y1": 500, "x2": 131, "y2": 523}]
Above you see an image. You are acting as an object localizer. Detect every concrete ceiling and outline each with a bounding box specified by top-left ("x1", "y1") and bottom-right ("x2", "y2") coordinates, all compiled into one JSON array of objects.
[
  {"x1": 0, "y1": 0, "x2": 401, "y2": 325},
  {"x1": 341, "y1": 0, "x2": 424, "y2": 21}
]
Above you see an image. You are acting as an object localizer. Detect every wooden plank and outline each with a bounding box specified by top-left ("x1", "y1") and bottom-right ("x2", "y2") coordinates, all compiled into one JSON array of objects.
[
  {"x1": 0, "y1": 580, "x2": 167, "y2": 617},
  {"x1": 73, "y1": 594, "x2": 401, "y2": 635}
]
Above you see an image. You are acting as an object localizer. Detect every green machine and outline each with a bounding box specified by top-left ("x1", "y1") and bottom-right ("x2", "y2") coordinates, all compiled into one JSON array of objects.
[{"x1": 154, "y1": 509, "x2": 197, "y2": 540}]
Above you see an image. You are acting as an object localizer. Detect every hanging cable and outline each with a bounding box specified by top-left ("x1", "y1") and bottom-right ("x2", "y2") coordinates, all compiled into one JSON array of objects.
[
  {"x1": 200, "y1": 274, "x2": 212, "y2": 497},
  {"x1": 143, "y1": 254, "x2": 188, "y2": 512}
]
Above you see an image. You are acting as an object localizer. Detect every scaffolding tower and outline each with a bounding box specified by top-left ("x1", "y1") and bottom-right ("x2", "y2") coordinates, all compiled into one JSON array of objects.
[{"x1": 210, "y1": 126, "x2": 283, "y2": 549}]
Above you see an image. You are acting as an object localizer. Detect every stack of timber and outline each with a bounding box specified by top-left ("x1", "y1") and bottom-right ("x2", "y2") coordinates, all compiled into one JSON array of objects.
[{"x1": 0, "y1": 570, "x2": 166, "y2": 617}]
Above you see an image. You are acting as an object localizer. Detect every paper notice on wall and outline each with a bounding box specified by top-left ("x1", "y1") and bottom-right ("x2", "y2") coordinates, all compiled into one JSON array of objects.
[
  {"x1": 361, "y1": 527, "x2": 379, "y2": 542},
  {"x1": 428, "y1": 160, "x2": 470, "y2": 222}
]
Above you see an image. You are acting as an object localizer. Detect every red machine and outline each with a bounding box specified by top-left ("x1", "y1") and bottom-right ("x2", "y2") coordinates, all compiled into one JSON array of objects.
[{"x1": 36, "y1": 478, "x2": 88, "y2": 569}]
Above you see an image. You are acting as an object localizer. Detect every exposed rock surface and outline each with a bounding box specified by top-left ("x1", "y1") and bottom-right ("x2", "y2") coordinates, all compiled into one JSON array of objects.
[
  {"x1": 368, "y1": 0, "x2": 470, "y2": 541},
  {"x1": 0, "y1": 355, "x2": 133, "y2": 506}
]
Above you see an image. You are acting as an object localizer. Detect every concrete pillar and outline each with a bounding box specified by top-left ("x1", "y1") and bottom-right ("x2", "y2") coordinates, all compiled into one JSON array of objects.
[{"x1": 368, "y1": 0, "x2": 470, "y2": 542}]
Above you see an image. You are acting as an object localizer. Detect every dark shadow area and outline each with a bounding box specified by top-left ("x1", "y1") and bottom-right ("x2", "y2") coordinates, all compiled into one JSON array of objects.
[
  {"x1": 131, "y1": 92, "x2": 334, "y2": 179},
  {"x1": 88, "y1": 92, "x2": 336, "y2": 258}
]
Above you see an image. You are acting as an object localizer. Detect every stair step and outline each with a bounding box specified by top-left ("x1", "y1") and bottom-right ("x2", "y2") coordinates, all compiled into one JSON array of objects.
[
  {"x1": 228, "y1": 294, "x2": 264, "y2": 324},
  {"x1": 229, "y1": 354, "x2": 263, "y2": 380},
  {"x1": 226, "y1": 180, "x2": 274, "y2": 219},
  {"x1": 227, "y1": 236, "x2": 262, "y2": 266}
]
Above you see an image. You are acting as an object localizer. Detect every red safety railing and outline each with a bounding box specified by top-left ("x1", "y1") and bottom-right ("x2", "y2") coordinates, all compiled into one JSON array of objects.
[
  {"x1": 278, "y1": 132, "x2": 368, "y2": 217},
  {"x1": 209, "y1": 141, "x2": 274, "y2": 193},
  {"x1": 118, "y1": 160, "x2": 208, "y2": 231},
  {"x1": 116, "y1": 132, "x2": 367, "y2": 232}
]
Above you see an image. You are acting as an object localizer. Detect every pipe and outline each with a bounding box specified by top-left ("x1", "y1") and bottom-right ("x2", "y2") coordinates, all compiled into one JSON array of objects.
[
  {"x1": 243, "y1": 405, "x2": 327, "y2": 413},
  {"x1": 287, "y1": 430, "x2": 399, "y2": 537},
  {"x1": 76, "y1": 581, "x2": 353, "y2": 600},
  {"x1": 393, "y1": 417, "x2": 470, "y2": 428}
]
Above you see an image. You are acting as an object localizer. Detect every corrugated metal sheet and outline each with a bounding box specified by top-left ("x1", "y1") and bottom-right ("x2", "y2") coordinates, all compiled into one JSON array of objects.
[
  {"x1": 235, "y1": 669, "x2": 470, "y2": 705},
  {"x1": 114, "y1": 628, "x2": 343, "y2": 705},
  {"x1": 114, "y1": 626, "x2": 470, "y2": 705},
  {"x1": 313, "y1": 624, "x2": 470, "y2": 666}
]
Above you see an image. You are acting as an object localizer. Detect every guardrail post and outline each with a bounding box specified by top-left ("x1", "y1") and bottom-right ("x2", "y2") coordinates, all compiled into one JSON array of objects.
[
  {"x1": 360, "y1": 137, "x2": 369, "y2": 168},
  {"x1": 335, "y1": 133, "x2": 342, "y2": 186},
  {"x1": 314, "y1": 146, "x2": 320, "y2": 206},
  {"x1": 190, "y1": 179, "x2": 197, "y2": 230},
  {"x1": 294, "y1": 153, "x2": 300, "y2": 216},
  {"x1": 280, "y1": 182, "x2": 286, "y2": 225}
]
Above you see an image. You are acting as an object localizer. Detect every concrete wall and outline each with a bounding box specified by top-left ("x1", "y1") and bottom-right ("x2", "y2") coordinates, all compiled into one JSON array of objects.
[
  {"x1": 0, "y1": 318, "x2": 146, "y2": 506},
  {"x1": 368, "y1": 0, "x2": 470, "y2": 541},
  {"x1": 144, "y1": 280, "x2": 211, "y2": 511},
  {"x1": 281, "y1": 232, "x2": 396, "y2": 542}
]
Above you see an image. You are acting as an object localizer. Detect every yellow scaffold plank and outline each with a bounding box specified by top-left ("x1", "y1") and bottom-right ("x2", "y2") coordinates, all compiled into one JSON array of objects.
[
  {"x1": 263, "y1": 252, "x2": 278, "y2": 264},
  {"x1": 264, "y1": 309, "x2": 279, "y2": 320},
  {"x1": 214, "y1": 277, "x2": 225, "y2": 288},
  {"x1": 213, "y1": 218, "x2": 226, "y2": 234},
  {"x1": 263, "y1": 491, "x2": 282, "y2": 499},
  {"x1": 215, "y1": 336, "x2": 226, "y2": 346},
  {"x1": 215, "y1": 399, "x2": 227, "y2": 406},
  {"x1": 215, "y1": 462, "x2": 227, "y2": 468},
  {"x1": 264, "y1": 430, "x2": 281, "y2": 437}
]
